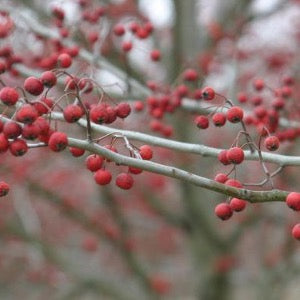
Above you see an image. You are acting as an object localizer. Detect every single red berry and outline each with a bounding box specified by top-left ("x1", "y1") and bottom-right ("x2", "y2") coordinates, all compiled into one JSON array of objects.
[
  {"x1": 134, "y1": 101, "x2": 144, "y2": 112},
  {"x1": 183, "y1": 68, "x2": 198, "y2": 81},
  {"x1": 0, "y1": 133, "x2": 9, "y2": 152},
  {"x1": 225, "y1": 179, "x2": 242, "y2": 188},
  {"x1": 253, "y1": 79, "x2": 264, "y2": 91},
  {"x1": 272, "y1": 98, "x2": 285, "y2": 110},
  {"x1": 136, "y1": 27, "x2": 149, "y2": 39},
  {"x1": 286, "y1": 192, "x2": 300, "y2": 211},
  {"x1": 0, "y1": 181, "x2": 9, "y2": 196},
  {"x1": 34, "y1": 117, "x2": 50, "y2": 135},
  {"x1": 90, "y1": 104, "x2": 108, "y2": 124},
  {"x1": 116, "y1": 173, "x2": 134, "y2": 190},
  {"x1": 128, "y1": 166, "x2": 143, "y2": 174},
  {"x1": 48, "y1": 132, "x2": 68, "y2": 152},
  {"x1": 9, "y1": 139, "x2": 28, "y2": 156},
  {"x1": 94, "y1": 169, "x2": 112, "y2": 185},
  {"x1": 214, "y1": 173, "x2": 228, "y2": 183},
  {"x1": 0, "y1": 87, "x2": 19, "y2": 105},
  {"x1": 86, "y1": 155, "x2": 104, "y2": 172},
  {"x1": 292, "y1": 224, "x2": 300, "y2": 240},
  {"x1": 63, "y1": 104, "x2": 84, "y2": 123},
  {"x1": 40, "y1": 71, "x2": 57, "y2": 87},
  {"x1": 116, "y1": 102, "x2": 131, "y2": 118},
  {"x1": 218, "y1": 150, "x2": 230, "y2": 165},
  {"x1": 24, "y1": 77, "x2": 44, "y2": 96},
  {"x1": 212, "y1": 113, "x2": 226, "y2": 127},
  {"x1": 264, "y1": 136, "x2": 280, "y2": 151},
  {"x1": 16, "y1": 104, "x2": 38, "y2": 124},
  {"x1": 139, "y1": 145, "x2": 153, "y2": 160},
  {"x1": 3, "y1": 121, "x2": 22, "y2": 139},
  {"x1": 57, "y1": 53, "x2": 72, "y2": 68},
  {"x1": 22, "y1": 123, "x2": 41, "y2": 140},
  {"x1": 195, "y1": 115, "x2": 209, "y2": 129},
  {"x1": 281, "y1": 86, "x2": 292, "y2": 98},
  {"x1": 113, "y1": 24, "x2": 125, "y2": 36},
  {"x1": 226, "y1": 147, "x2": 244, "y2": 164},
  {"x1": 215, "y1": 203, "x2": 233, "y2": 220},
  {"x1": 122, "y1": 41, "x2": 133, "y2": 52},
  {"x1": 69, "y1": 147, "x2": 85, "y2": 157},
  {"x1": 237, "y1": 92, "x2": 247, "y2": 103},
  {"x1": 150, "y1": 49, "x2": 161, "y2": 61},
  {"x1": 226, "y1": 106, "x2": 244, "y2": 123},
  {"x1": 202, "y1": 87, "x2": 215, "y2": 100},
  {"x1": 229, "y1": 198, "x2": 247, "y2": 212}
]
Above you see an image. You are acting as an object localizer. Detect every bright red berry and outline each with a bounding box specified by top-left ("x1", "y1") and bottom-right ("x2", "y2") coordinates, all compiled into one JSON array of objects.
[
  {"x1": 195, "y1": 115, "x2": 209, "y2": 129},
  {"x1": 150, "y1": 49, "x2": 161, "y2": 61},
  {"x1": 40, "y1": 71, "x2": 57, "y2": 87},
  {"x1": 292, "y1": 224, "x2": 300, "y2": 240},
  {"x1": 16, "y1": 104, "x2": 38, "y2": 124},
  {"x1": 86, "y1": 155, "x2": 104, "y2": 172},
  {"x1": 22, "y1": 123, "x2": 41, "y2": 140},
  {"x1": 57, "y1": 53, "x2": 72, "y2": 68},
  {"x1": 139, "y1": 145, "x2": 153, "y2": 160},
  {"x1": 226, "y1": 147, "x2": 244, "y2": 164},
  {"x1": 94, "y1": 169, "x2": 112, "y2": 185},
  {"x1": 0, "y1": 87, "x2": 19, "y2": 105},
  {"x1": 264, "y1": 136, "x2": 280, "y2": 151},
  {"x1": 226, "y1": 106, "x2": 244, "y2": 123},
  {"x1": 218, "y1": 150, "x2": 230, "y2": 165},
  {"x1": 212, "y1": 113, "x2": 226, "y2": 127},
  {"x1": 286, "y1": 192, "x2": 300, "y2": 211},
  {"x1": 113, "y1": 24, "x2": 125, "y2": 36},
  {"x1": 3, "y1": 121, "x2": 22, "y2": 139},
  {"x1": 48, "y1": 132, "x2": 68, "y2": 152},
  {"x1": 214, "y1": 173, "x2": 228, "y2": 183},
  {"x1": 229, "y1": 198, "x2": 247, "y2": 212},
  {"x1": 90, "y1": 104, "x2": 108, "y2": 124},
  {"x1": 128, "y1": 166, "x2": 143, "y2": 174},
  {"x1": 9, "y1": 139, "x2": 28, "y2": 156},
  {"x1": 69, "y1": 147, "x2": 85, "y2": 157},
  {"x1": 116, "y1": 173, "x2": 134, "y2": 190},
  {"x1": 253, "y1": 79, "x2": 264, "y2": 91},
  {"x1": 0, "y1": 181, "x2": 9, "y2": 196},
  {"x1": 0, "y1": 133, "x2": 9, "y2": 152},
  {"x1": 116, "y1": 103, "x2": 131, "y2": 118},
  {"x1": 24, "y1": 77, "x2": 44, "y2": 96},
  {"x1": 63, "y1": 104, "x2": 84, "y2": 123},
  {"x1": 202, "y1": 87, "x2": 215, "y2": 100},
  {"x1": 215, "y1": 203, "x2": 233, "y2": 220}
]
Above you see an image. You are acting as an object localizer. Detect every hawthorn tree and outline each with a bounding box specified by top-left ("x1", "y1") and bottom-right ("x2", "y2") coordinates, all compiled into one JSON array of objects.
[{"x1": 0, "y1": 0, "x2": 299, "y2": 299}]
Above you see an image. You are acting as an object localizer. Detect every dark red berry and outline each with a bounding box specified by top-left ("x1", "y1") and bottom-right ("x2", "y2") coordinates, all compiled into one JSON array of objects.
[
  {"x1": 116, "y1": 173, "x2": 134, "y2": 190},
  {"x1": 212, "y1": 113, "x2": 226, "y2": 127},
  {"x1": 24, "y1": 76, "x2": 44, "y2": 96},
  {"x1": 139, "y1": 145, "x2": 153, "y2": 160},
  {"x1": 9, "y1": 139, "x2": 28, "y2": 156},
  {"x1": 57, "y1": 53, "x2": 72, "y2": 68},
  {"x1": 229, "y1": 198, "x2": 247, "y2": 212},
  {"x1": 16, "y1": 104, "x2": 38, "y2": 124},
  {"x1": 3, "y1": 121, "x2": 22, "y2": 139},
  {"x1": 63, "y1": 104, "x2": 84, "y2": 123},
  {"x1": 215, "y1": 203, "x2": 233, "y2": 220},
  {"x1": 202, "y1": 87, "x2": 215, "y2": 100},
  {"x1": 90, "y1": 104, "x2": 108, "y2": 124},
  {"x1": 40, "y1": 71, "x2": 57, "y2": 87},
  {"x1": 48, "y1": 132, "x2": 68, "y2": 152},
  {"x1": 0, "y1": 87, "x2": 19, "y2": 106},
  {"x1": 116, "y1": 103, "x2": 131, "y2": 119},
  {"x1": 195, "y1": 115, "x2": 209, "y2": 129},
  {"x1": 292, "y1": 224, "x2": 300, "y2": 240},
  {"x1": 226, "y1": 147, "x2": 244, "y2": 164},
  {"x1": 94, "y1": 169, "x2": 112, "y2": 185},
  {"x1": 264, "y1": 136, "x2": 280, "y2": 151},
  {"x1": 69, "y1": 147, "x2": 85, "y2": 157},
  {"x1": 226, "y1": 106, "x2": 244, "y2": 123}
]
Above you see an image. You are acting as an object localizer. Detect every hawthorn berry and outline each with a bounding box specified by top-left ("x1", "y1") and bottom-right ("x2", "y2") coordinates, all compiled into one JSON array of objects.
[
  {"x1": 215, "y1": 203, "x2": 233, "y2": 220},
  {"x1": 113, "y1": 24, "x2": 125, "y2": 36},
  {"x1": 86, "y1": 155, "x2": 104, "y2": 172},
  {"x1": 63, "y1": 104, "x2": 84, "y2": 123},
  {"x1": 33, "y1": 97, "x2": 54, "y2": 115},
  {"x1": 202, "y1": 87, "x2": 215, "y2": 100},
  {"x1": 16, "y1": 104, "x2": 38, "y2": 124},
  {"x1": 22, "y1": 123, "x2": 41, "y2": 140},
  {"x1": 3, "y1": 121, "x2": 22, "y2": 139},
  {"x1": 229, "y1": 198, "x2": 247, "y2": 212},
  {"x1": 24, "y1": 76, "x2": 44, "y2": 96},
  {"x1": 34, "y1": 117, "x2": 50, "y2": 135},
  {"x1": 57, "y1": 53, "x2": 72, "y2": 68},
  {"x1": 212, "y1": 113, "x2": 226, "y2": 127},
  {"x1": 48, "y1": 132, "x2": 68, "y2": 152},
  {"x1": 286, "y1": 192, "x2": 300, "y2": 211},
  {"x1": 128, "y1": 166, "x2": 143, "y2": 174},
  {"x1": 139, "y1": 145, "x2": 153, "y2": 160},
  {"x1": 40, "y1": 71, "x2": 57, "y2": 87},
  {"x1": 253, "y1": 79, "x2": 264, "y2": 91},
  {"x1": 0, "y1": 87, "x2": 19, "y2": 105},
  {"x1": 292, "y1": 224, "x2": 300, "y2": 240},
  {"x1": 0, "y1": 181, "x2": 9, "y2": 196},
  {"x1": 116, "y1": 103, "x2": 131, "y2": 119},
  {"x1": 0, "y1": 133, "x2": 9, "y2": 152},
  {"x1": 226, "y1": 147, "x2": 244, "y2": 164},
  {"x1": 9, "y1": 138, "x2": 28, "y2": 156},
  {"x1": 90, "y1": 104, "x2": 108, "y2": 124},
  {"x1": 218, "y1": 150, "x2": 230, "y2": 165},
  {"x1": 150, "y1": 49, "x2": 161, "y2": 61},
  {"x1": 116, "y1": 173, "x2": 134, "y2": 190},
  {"x1": 183, "y1": 68, "x2": 198, "y2": 81},
  {"x1": 214, "y1": 173, "x2": 228, "y2": 183},
  {"x1": 94, "y1": 169, "x2": 112, "y2": 185},
  {"x1": 225, "y1": 179, "x2": 242, "y2": 188},
  {"x1": 264, "y1": 136, "x2": 280, "y2": 151},
  {"x1": 195, "y1": 115, "x2": 209, "y2": 129},
  {"x1": 122, "y1": 41, "x2": 133, "y2": 52},
  {"x1": 226, "y1": 106, "x2": 244, "y2": 123},
  {"x1": 69, "y1": 147, "x2": 85, "y2": 157}
]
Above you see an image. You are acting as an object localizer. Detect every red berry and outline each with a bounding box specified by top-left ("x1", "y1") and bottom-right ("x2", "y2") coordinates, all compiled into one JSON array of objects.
[
  {"x1": 128, "y1": 167, "x2": 143, "y2": 174},
  {"x1": 22, "y1": 123, "x2": 41, "y2": 140},
  {"x1": 225, "y1": 179, "x2": 242, "y2": 188},
  {"x1": 226, "y1": 147, "x2": 244, "y2": 164},
  {"x1": 286, "y1": 192, "x2": 300, "y2": 211},
  {"x1": 63, "y1": 104, "x2": 84, "y2": 123},
  {"x1": 218, "y1": 150, "x2": 230, "y2": 165},
  {"x1": 16, "y1": 104, "x2": 38, "y2": 124},
  {"x1": 215, "y1": 203, "x2": 233, "y2": 220},
  {"x1": 94, "y1": 169, "x2": 112, "y2": 185},
  {"x1": 292, "y1": 224, "x2": 300, "y2": 240},
  {"x1": 226, "y1": 106, "x2": 244, "y2": 123},
  {"x1": 33, "y1": 97, "x2": 54, "y2": 115},
  {"x1": 90, "y1": 104, "x2": 108, "y2": 124},
  {"x1": 183, "y1": 68, "x2": 198, "y2": 81},
  {"x1": 214, "y1": 173, "x2": 228, "y2": 183},
  {"x1": 134, "y1": 101, "x2": 144, "y2": 112},
  {"x1": 202, "y1": 87, "x2": 215, "y2": 100},
  {"x1": 0, "y1": 87, "x2": 19, "y2": 105},
  {"x1": 113, "y1": 24, "x2": 125, "y2": 36},
  {"x1": 264, "y1": 136, "x2": 280, "y2": 151},
  {"x1": 105, "y1": 106, "x2": 117, "y2": 124},
  {"x1": 237, "y1": 92, "x2": 247, "y2": 103},
  {"x1": 116, "y1": 103, "x2": 131, "y2": 118},
  {"x1": 69, "y1": 147, "x2": 85, "y2": 157},
  {"x1": 253, "y1": 79, "x2": 264, "y2": 91},
  {"x1": 24, "y1": 77, "x2": 44, "y2": 96},
  {"x1": 40, "y1": 71, "x2": 57, "y2": 87},
  {"x1": 122, "y1": 41, "x2": 133, "y2": 52},
  {"x1": 48, "y1": 132, "x2": 68, "y2": 152},
  {"x1": 57, "y1": 53, "x2": 72, "y2": 68},
  {"x1": 0, "y1": 181, "x2": 9, "y2": 196},
  {"x1": 9, "y1": 138, "x2": 28, "y2": 156},
  {"x1": 150, "y1": 49, "x2": 161, "y2": 61},
  {"x1": 195, "y1": 115, "x2": 209, "y2": 129},
  {"x1": 139, "y1": 145, "x2": 153, "y2": 160},
  {"x1": 34, "y1": 117, "x2": 50, "y2": 135},
  {"x1": 3, "y1": 121, "x2": 22, "y2": 139},
  {"x1": 229, "y1": 198, "x2": 247, "y2": 212},
  {"x1": 212, "y1": 113, "x2": 226, "y2": 127},
  {"x1": 86, "y1": 155, "x2": 103, "y2": 172},
  {"x1": 116, "y1": 173, "x2": 134, "y2": 190},
  {"x1": 0, "y1": 133, "x2": 9, "y2": 152}
]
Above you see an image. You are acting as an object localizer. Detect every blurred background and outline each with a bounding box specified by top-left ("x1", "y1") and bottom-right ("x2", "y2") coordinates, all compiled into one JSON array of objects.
[{"x1": 0, "y1": 0, "x2": 300, "y2": 299}]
